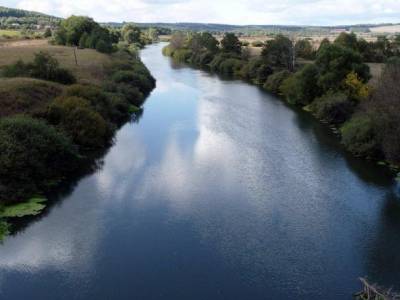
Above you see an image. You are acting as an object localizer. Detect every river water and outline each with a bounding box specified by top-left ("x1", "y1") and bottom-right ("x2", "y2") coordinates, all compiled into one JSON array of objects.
[{"x1": 0, "y1": 43, "x2": 399, "y2": 299}]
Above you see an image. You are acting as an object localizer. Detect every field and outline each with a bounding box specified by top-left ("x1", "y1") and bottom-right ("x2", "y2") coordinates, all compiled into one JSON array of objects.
[
  {"x1": 370, "y1": 25, "x2": 400, "y2": 34},
  {"x1": 0, "y1": 29, "x2": 22, "y2": 38},
  {"x1": 0, "y1": 39, "x2": 113, "y2": 84}
]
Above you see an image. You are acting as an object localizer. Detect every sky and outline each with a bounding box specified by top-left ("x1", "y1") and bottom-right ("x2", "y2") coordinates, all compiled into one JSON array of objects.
[{"x1": 2, "y1": 0, "x2": 400, "y2": 25}]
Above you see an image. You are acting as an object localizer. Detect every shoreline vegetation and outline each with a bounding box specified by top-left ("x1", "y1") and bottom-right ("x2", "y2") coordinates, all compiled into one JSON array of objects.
[
  {"x1": 162, "y1": 31, "x2": 400, "y2": 176},
  {"x1": 0, "y1": 16, "x2": 158, "y2": 241}
]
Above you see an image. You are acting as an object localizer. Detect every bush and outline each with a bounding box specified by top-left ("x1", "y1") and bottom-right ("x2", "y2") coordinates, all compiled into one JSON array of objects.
[
  {"x1": 219, "y1": 58, "x2": 244, "y2": 75},
  {"x1": 2, "y1": 60, "x2": 30, "y2": 77},
  {"x1": 0, "y1": 116, "x2": 79, "y2": 203},
  {"x1": 47, "y1": 96, "x2": 111, "y2": 149},
  {"x1": 64, "y1": 84, "x2": 114, "y2": 120},
  {"x1": 251, "y1": 41, "x2": 264, "y2": 47},
  {"x1": 263, "y1": 70, "x2": 290, "y2": 94},
  {"x1": 2, "y1": 52, "x2": 76, "y2": 85},
  {"x1": 281, "y1": 64, "x2": 321, "y2": 106},
  {"x1": 172, "y1": 49, "x2": 192, "y2": 62},
  {"x1": 0, "y1": 78, "x2": 63, "y2": 118},
  {"x1": 111, "y1": 70, "x2": 154, "y2": 95},
  {"x1": 240, "y1": 58, "x2": 273, "y2": 84},
  {"x1": 341, "y1": 115, "x2": 380, "y2": 158},
  {"x1": 309, "y1": 92, "x2": 354, "y2": 124}
]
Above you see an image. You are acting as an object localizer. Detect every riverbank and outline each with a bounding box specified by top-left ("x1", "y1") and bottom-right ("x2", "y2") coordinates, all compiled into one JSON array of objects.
[
  {"x1": 162, "y1": 33, "x2": 400, "y2": 176},
  {"x1": 0, "y1": 40, "x2": 155, "y2": 241}
]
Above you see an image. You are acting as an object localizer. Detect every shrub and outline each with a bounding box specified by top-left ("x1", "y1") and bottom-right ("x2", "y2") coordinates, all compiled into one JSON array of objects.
[
  {"x1": 219, "y1": 58, "x2": 244, "y2": 75},
  {"x1": 172, "y1": 49, "x2": 192, "y2": 62},
  {"x1": 47, "y1": 96, "x2": 111, "y2": 149},
  {"x1": 263, "y1": 70, "x2": 291, "y2": 94},
  {"x1": 251, "y1": 41, "x2": 264, "y2": 47},
  {"x1": 341, "y1": 115, "x2": 380, "y2": 158},
  {"x1": 309, "y1": 92, "x2": 354, "y2": 124},
  {"x1": 281, "y1": 64, "x2": 321, "y2": 106},
  {"x1": 111, "y1": 70, "x2": 154, "y2": 95},
  {"x1": 1, "y1": 52, "x2": 76, "y2": 84},
  {"x1": 1, "y1": 60, "x2": 30, "y2": 77},
  {"x1": 64, "y1": 84, "x2": 114, "y2": 121},
  {"x1": 240, "y1": 59, "x2": 272, "y2": 83},
  {"x1": 0, "y1": 116, "x2": 79, "y2": 203},
  {"x1": 0, "y1": 78, "x2": 63, "y2": 118}
]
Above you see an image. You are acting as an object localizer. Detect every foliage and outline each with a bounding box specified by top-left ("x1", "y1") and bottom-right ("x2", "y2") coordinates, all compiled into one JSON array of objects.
[
  {"x1": 281, "y1": 64, "x2": 320, "y2": 106},
  {"x1": 47, "y1": 96, "x2": 110, "y2": 149},
  {"x1": 0, "y1": 78, "x2": 62, "y2": 118},
  {"x1": 0, "y1": 221, "x2": 10, "y2": 242},
  {"x1": 334, "y1": 32, "x2": 358, "y2": 50},
  {"x1": 2, "y1": 51, "x2": 76, "y2": 84},
  {"x1": 262, "y1": 34, "x2": 293, "y2": 70},
  {"x1": 0, "y1": 197, "x2": 47, "y2": 217},
  {"x1": 240, "y1": 58, "x2": 273, "y2": 84},
  {"x1": 295, "y1": 39, "x2": 315, "y2": 59},
  {"x1": 54, "y1": 16, "x2": 113, "y2": 53},
  {"x1": 341, "y1": 115, "x2": 380, "y2": 158},
  {"x1": 263, "y1": 70, "x2": 290, "y2": 94},
  {"x1": 309, "y1": 91, "x2": 354, "y2": 124},
  {"x1": 0, "y1": 116, "x2": 79, "y2": 203},
  {"x1": 221, "y1": 33, "x2": 242, "y2": 54},
  {"x1": 315, "y1": 44, "x2": 370, "y2": 91},
  {"x1": 343, "y1": 71, "x2": 370, "y2": 101},
  {"x1": 44, "y1": 28, "x2": 52, "y2": 38}
]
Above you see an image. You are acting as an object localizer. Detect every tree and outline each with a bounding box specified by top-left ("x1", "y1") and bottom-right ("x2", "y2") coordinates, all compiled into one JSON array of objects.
[
  {"x1": 122, "y1": 24, "x2": 142, "y2": 44},
  {"x1": 334, "y1": 32, "x2": 358, "y2": 50},
  {"x1": 315, "y1": 43, "x2": 370, "y2": 91},
  {"x1": 261, "y1": 34, "x2": 293, "y2": 70},
  {"x1": 200, "y1": 32, "x2": 219, "y2": 53},
  {"x1": 221, "y1": 33, "x2": 241, "y2": 55},
  {"x1": 281, "y1": 64, "x2": 321, "y2": 105},
  {"x1": 44, "y1": 28, "x2": 52, "y2": 38},
  {"x1": 170, "y1": 31, "x2": 186, "y2": 50},
  {"x1": 0, "y1": 116, "x2": 79, "y2": 202},
  {"x1": 295, "y1": 39, "x2": 315, "y2": 59}
]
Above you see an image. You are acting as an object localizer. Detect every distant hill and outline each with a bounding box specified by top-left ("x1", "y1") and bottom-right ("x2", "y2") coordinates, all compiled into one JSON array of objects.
[
  {"x1": 103, "y1": 22, "x2": 400, "y2": 35},
  {"x1": 0, "y1": 6, "x2": 60, "y2": 29}
]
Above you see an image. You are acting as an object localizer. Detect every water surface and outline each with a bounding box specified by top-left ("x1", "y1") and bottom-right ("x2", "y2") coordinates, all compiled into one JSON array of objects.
[{"x1": 0, "y1": 43, "x2": 399, "y2": 299}]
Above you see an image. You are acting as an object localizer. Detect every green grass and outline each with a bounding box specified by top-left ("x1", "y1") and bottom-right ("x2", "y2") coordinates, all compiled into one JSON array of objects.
[
  {"x1": 0, "y1": 29, "x2": 22, "y2": 38},
  {"x1": 0, "y1": 197, "x2": 47, "y2": 218}
]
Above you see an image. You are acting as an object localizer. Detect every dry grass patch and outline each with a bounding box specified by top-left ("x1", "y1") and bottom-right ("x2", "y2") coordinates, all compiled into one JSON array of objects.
[
  {"x1": 0, "y1": 40, "x2": 113, "y2": 84},
  {"x1": 0, "y1": 78, "x2": 63, "y2": 117}
]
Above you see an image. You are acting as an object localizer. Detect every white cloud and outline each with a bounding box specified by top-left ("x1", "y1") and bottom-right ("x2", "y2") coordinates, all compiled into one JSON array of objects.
[{"x1": 2, "y1": 0, "x2": 399, "y2": 25}]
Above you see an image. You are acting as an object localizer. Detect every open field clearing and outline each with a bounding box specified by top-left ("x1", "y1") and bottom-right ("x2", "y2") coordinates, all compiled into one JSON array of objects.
[
  {"x1": 0, "y1": 39, "x2": 113, "y2": 84},
  {"x1": 370, "y1": 25, "x2": 400, "y2": 33}
]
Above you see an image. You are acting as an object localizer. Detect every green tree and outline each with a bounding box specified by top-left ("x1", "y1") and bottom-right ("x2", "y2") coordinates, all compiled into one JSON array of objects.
[
  {"x1": 122, "y1": 24, "x2": 142, "y2": 44},
  {"x1": 221, "y1": 33, "x2": 241, "y2": 55},
  {"x1": 44, "y1": 27, "x2": 52, "y2": 38},
  {"x1": 295, "y1": 39, "x2": 315, "y2": 59},
  {"x1": 261, "y1": 34, "x2": 293, "y2": 70},
  {"x1": 315, "y1": 43, "x2": 370, "y2": 91},
  {"x1": 200, "y1": 32, "x2": 219, "y2": 53},
  {"x1": 334, "y1": 32, "x2": 358, "y2": 50}
]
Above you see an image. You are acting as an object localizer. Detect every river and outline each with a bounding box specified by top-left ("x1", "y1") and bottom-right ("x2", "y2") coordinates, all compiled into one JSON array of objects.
[{"x1": 0, "y1": 43, "x2": 399, "y2": 299}]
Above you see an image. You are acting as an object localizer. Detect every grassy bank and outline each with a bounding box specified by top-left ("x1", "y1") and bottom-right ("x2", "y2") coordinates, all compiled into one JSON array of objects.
[{"x1": 163, "y1": 32, "x2": 400, "y2": 174}]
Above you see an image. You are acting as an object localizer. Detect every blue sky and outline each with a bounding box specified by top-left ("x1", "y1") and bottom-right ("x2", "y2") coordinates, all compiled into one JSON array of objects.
[{"x1": 3, "y1": 0, "x2": 400, "y2": 25}]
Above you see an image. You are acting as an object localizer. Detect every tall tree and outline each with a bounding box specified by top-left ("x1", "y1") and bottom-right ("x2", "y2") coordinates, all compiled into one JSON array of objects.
[
  {"x1": 221, "y1": 33, "x2": 241, "y2": 54},
  {"x1": 261, "y1": 34, "x2": 293, "y2": 70}
]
